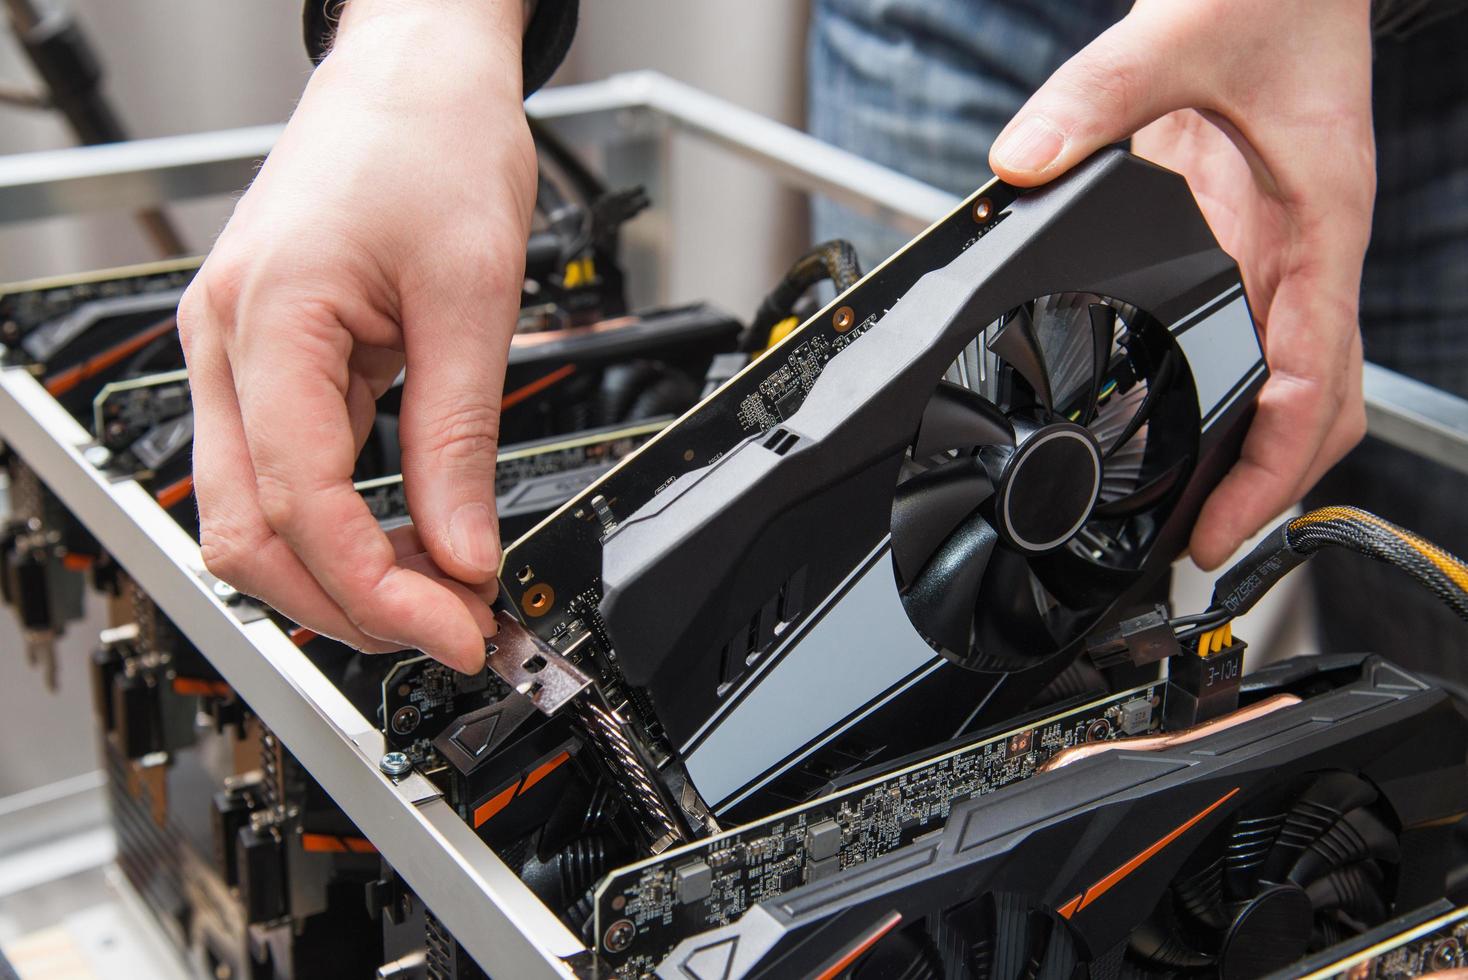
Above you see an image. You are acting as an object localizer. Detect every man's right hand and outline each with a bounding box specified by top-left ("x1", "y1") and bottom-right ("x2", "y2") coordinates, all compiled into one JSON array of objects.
[{"x1": 178, "y1": 0, "x2": 535, "y2": 673}]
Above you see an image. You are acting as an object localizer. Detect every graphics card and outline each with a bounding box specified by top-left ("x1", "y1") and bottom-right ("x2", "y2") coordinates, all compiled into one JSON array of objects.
[
  {"x1": 501, "y1": 148, "x2": 1267, "y2": 830},
  {"x1": 646, "y1": 655, "x2": 1468, "y2": 979}
]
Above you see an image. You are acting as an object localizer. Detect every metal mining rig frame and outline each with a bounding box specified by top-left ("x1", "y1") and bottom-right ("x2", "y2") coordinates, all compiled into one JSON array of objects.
[{"x1": 1, "y1": 72, "x2": 1467, "y2": 979}]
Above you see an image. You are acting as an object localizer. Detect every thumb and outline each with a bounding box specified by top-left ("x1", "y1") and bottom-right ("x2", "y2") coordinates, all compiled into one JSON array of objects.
[
  {"x1": 397, "y1": 273, "x2": 518, "y2": 586},
  {"x1": 989, "y1": 7, "x2": 1200, "y2": 186}
]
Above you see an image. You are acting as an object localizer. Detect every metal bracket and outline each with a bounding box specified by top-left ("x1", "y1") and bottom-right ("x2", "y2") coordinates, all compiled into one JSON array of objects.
[{"x1": 486, "y1": 616, "x2": 592, "y2": 716}]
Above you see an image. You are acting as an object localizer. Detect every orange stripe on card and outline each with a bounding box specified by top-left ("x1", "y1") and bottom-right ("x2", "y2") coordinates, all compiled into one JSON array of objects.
[
  {"x1": 502, "y1": 363, "x2": 575, "y2": 410},
  {"x1": 1076, "y1": 788, "x2": 1240, "y2": 913},
  {"x1": 61, "y1": 553, "x2": 94, "y2": 572},
  {"x1": 300, "y1": 833, "x2": 347, "y2": 853},
  {"x1": 815, "y1": 911, "x2": 903, "y2": 980},
  {"x1": 155, "y1": 474, "x2": 193, "y2": 510},
  {"x1": 45, "y1": 317, "x2": 177, "y2": 396},
  {"x1": 518, "y1": 751, "x2": 570, "y2": 795},
  {"x1": 473, "y1": 780, "x2": 521, "y2": 827},
  {"x1": 171, "y1": 677, "x2": 232, "y2": 698}
]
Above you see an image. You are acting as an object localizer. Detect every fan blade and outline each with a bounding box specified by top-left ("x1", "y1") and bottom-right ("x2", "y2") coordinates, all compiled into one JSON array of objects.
[
  {"x1": 912, "y1": 381, "x2": 1014, "y2": 458},
  {"x1": 988, "y1": 305, "x2": 1053, "y2": 411},
  {"x1": 891, "y1": 458, "x2": 994, "y2": 585},
  {"x1": 1028, "y1": 545, "x2": 1139, "y2": 610},
  {"x1": 1102, "y1": 347, "x2": 1178, "y2": 459},
  {"x1": 1305, "y1": 863, "x2": 1387, "y2": 923},
  {"x1": 1081, "y1": 305, "x2": 1116, "y2": 425},
  {"x1": 847, "y1": 922, "x2": 942, "y2": 980},
  {"x1": 1263, "y1": 773, "x2": 1381, "y2": 885},
  {"x1": 1128, "y1": 902, "x2": 1216, "y2": 972},
  {"x1": 1289, "y1": 807, "x2": 1400, "y2": 887},
  {"x1": 1170, "y1": 856, "x2": 1231, "y2": 933},
  {"x1": 970, "y1": 546, "x2": 1056, "y2": 666},
  {"x1": 901, "y1": 511, "x2": 998, "y2": 654},
  {"x1": 1091, "y1": 456, "x2": 1190, "y2": 520}
]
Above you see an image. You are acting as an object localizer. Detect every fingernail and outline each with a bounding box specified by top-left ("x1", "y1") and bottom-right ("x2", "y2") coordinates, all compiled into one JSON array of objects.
[
  {"x1": 993, "y1": 116, "x2": 1065, "y2": 174},
  {"x1": 448, "y1": 502, "x2": 497, "y2": 574}
]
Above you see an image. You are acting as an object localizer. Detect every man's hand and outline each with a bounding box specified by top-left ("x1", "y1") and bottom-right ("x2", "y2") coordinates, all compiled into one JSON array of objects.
[
  {"x1": 178, "y1": 0, "x2": 535, "y2": 672},
  {"x1": 988, "y1": 0, "x2": 1375, "y2": 570}
]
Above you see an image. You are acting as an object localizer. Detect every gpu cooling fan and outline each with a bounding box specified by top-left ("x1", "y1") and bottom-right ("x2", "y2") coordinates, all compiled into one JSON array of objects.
[
  {"x1": 894, "y1": 291, "x2": 1197, "y2": 669},
  {"x1": 1128, "y1": 771, "x2": 1399, "y2": 978}
]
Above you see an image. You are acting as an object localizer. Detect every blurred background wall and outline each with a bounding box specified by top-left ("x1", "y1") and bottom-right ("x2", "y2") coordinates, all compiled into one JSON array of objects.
[{"x1": 0, "y1": 1, "x2": 813, "y2": 795}]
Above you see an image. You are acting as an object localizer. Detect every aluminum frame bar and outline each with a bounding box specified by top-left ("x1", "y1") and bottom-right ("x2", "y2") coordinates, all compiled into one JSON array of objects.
[{"x1": 0, "y1": 364, "x2": 581, "y2": 978}]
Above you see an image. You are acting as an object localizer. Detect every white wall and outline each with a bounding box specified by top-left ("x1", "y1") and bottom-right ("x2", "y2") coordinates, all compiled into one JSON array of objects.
[
  {"x1": 554, "y1": 2, "x2": 811, "y2": 319},
  {"x1": 0, "y1": 0, "x2": 308, "y2": 278}
]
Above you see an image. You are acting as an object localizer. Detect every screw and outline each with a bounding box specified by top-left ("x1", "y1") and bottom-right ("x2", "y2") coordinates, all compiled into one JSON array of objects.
[
  {"x1": 83, "y1": 445, "x2": 111, "y2": 467},
  {"x1": 603, "y1": 919, "x2": 636, "y2": 953},
  {"x1": 379, "y1": 751, "x2": 412, "y2": 778},
  {"x1": 390, "y1": 705, "x2": 421, "y2": 736}
]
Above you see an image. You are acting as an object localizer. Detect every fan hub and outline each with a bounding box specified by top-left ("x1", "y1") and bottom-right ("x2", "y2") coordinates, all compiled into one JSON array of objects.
[
  {"x1": 993, "y1": 423, "x2": 1101, "y2": 554},
  {"x1": 1219, "y1": 883, "x2": 1314, "y2": 980}
]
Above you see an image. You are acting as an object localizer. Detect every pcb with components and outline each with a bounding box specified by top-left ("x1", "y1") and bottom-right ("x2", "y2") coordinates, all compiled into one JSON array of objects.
[
  {"x1": 591, "y1": 683, "x2": 1162, "y2": 970},
  {"x1": 0, "y1": 257, "x2": 199, "y2": 343},
  {"x1": 1281, "y1": 903, "x2": 1468, "y2": 979},
  {"x1": 380, "y1": 656, "x2": 503, "y2": 755},
  {"x1": 357, "y1": 420, "x2": 665, "y2": 536},
  {"x1": 92, "y1": 368, "x2": 191, "y2": 457}
]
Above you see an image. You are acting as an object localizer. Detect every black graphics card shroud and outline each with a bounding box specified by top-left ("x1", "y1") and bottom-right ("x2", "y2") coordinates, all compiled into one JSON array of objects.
[{"x1": 649, "y1": 655, "x2": 1468, "y2": 980}]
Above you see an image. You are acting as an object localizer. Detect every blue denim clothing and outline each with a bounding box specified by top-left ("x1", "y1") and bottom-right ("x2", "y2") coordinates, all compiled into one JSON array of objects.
[
  {"x1": 809, "y1": 0, "x2": 1127, "y2": 264},
  {"x1": 807, "y1": 0, "x2": 1468, "y2": 673}
]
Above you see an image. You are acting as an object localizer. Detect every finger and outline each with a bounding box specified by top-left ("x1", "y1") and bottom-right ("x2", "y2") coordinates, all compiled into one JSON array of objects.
[
  {"x1": 386, "y1": 522, "x2": 500, "y2": 602},
  {"x1": 180, "y1": 307, "x2": 401, "y2": 654},
  {"x1": 396, "y1": 551, "x2": 498, "y2": 641},
  {"x1": 397, "y1": 259, "x2": 521, "y2": 585},
  {"x1": 989, "y1": 6, "x2": 1205, "y2": 184},
  {"x1": 1189, "y1": 379, "x2": 1326, "y2": 570},
  {"x1": 1189, "y1": 288, "x2": 1363, "y2": 569},
  {"x1": 346, "y1": 345, "x2": 405, "y2": 454},
  {"x1": 229, "y1": 299, "x2": 490, "y2": 673},
  {"x1": 1292, "y1": 327, "x2": 1367, "y2": 495},
  {"x1": 386, "y1": 522, "x2": 425, "y2": 559},
  {"x1": 346, "y1": 370, "x2": 379, "y2": 458}
]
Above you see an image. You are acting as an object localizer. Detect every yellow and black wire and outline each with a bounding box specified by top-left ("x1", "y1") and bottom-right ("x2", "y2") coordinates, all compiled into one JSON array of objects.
[
  {"x1": 1173, "y1": 505, "x2": 1468, "y2": 653},
  {"x1": 739, "y1": 240, "x2": 863, "y2": 353}
]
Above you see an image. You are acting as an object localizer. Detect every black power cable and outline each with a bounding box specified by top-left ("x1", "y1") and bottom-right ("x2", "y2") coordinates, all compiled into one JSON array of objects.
[
  {"x1": 740, "y1": 239, "x2": 863, "y2": 352},
  {"x1": 1176, "y1": 505, "x2": 1468, "y2": 645}
]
